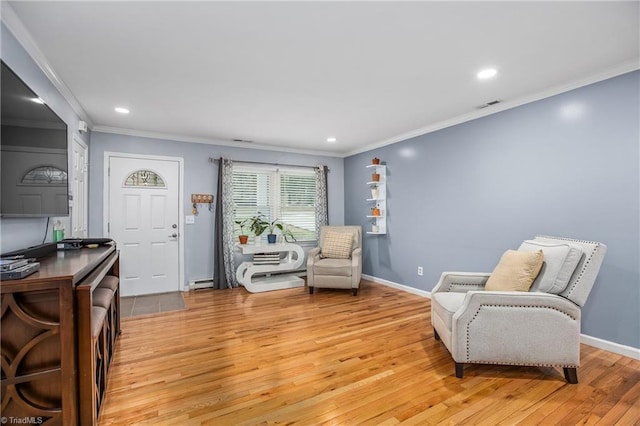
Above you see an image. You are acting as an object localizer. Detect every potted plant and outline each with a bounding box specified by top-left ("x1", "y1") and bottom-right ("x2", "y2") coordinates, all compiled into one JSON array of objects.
[
  {"x1": 372, "y1": 157, "x2": 380, "y2": 165},
  {"x1": 281, "y1": 226, "x2": 297, "y2": 243},
  {"x1": 235, "y1": 218, "x2": 250, "y2": 244},
  {"x1": 371, "y1": 205, "x2": 381, "y2": 216},
  {"x1": 370, "y1": 184, "x2": 379, "y2": 199},
  {"x1": 371, "y1": 172, "x2": 380, "y2": 182},
  {"x1": 266, "y1": 218, "x2": 284, "y2": 244},
  {"x1": 249, "y1": 213, "x2": 268, "y2": 244}
]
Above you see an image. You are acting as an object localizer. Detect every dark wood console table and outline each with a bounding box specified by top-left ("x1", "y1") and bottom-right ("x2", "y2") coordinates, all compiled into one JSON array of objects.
[{"x1": 1, "y1": 245, "x2": 120, "y2": 425}]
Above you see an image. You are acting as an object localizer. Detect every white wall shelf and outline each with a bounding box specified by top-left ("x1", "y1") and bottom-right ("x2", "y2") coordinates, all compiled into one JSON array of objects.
[{"x1": 366, "y1": 163, "x2": 386, "y2": 235}]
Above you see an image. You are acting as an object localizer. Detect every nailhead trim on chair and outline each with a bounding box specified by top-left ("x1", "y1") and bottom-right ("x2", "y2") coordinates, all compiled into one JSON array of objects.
[
  {"x1": 564, "y1": 245, "x2": 598, "y2": 298},
  {"x1": 536, "y1": 235, "x2": 600, "y2": 245},
  {"x1": 462, "y1": 359, "x2": 578, "y2": 368},
  {"x1": 465, "y1": 304, "x2": 578, "y2": 363},
  {"x1": 535, "y1": 235, "x2": 601, "y2": 299},
  {"x1": 450, "y1": 282, "x2": 486, "y2": 290}
]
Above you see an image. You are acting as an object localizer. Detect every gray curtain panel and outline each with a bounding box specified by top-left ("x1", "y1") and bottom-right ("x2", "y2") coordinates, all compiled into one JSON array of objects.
[
  {"x1": 314, "y1": 165, "x2": 329, "y2": 241},
  {"x1": 213, "y1": 158, "x2": 237, "y2": 289}
]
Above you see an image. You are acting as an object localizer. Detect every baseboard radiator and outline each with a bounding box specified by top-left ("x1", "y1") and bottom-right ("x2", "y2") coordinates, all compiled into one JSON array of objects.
[
  {"x1": 188, "y1": 278, "x2": 214, "y2": 290},
  {"x1": 189, "y1": 269, "x2": 307, "y2": 291}
]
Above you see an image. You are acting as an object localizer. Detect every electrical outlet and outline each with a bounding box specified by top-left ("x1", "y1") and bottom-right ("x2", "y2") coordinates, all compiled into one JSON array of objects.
[{"x1": 417, "y1": 266, "x2": 423, "y2": 276}]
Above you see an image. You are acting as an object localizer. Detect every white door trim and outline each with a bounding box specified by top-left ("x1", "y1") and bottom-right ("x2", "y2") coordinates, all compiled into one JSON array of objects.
[
  {"x1": 103, "y1": 151, "x2": 185, "y2": 291},
  {"x1": 71, "y1": 134, "x2": 88, "y2": 237}
]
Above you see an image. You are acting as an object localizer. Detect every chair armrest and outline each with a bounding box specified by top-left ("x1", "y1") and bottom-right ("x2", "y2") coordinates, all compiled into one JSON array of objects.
[
  {"x1": 351, "y1": 247, "x2": 362, "y2": 263},
  {"x1": 307, "y1": 247, "x2": 321, "y2": 267},
  {"x1": 451, "y1": 291, "x2": 582, "y2": 365},
  {"x1": 432, "y1": 272, "x2": 491, "y2": 294},
  {"x1": 351, "y1": 247, "x2": 362, "y2": 288}
]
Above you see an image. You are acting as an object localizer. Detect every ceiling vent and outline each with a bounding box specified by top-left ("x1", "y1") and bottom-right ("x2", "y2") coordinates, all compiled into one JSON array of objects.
[
  {"x1": 232, "y1": 138, "x2": 253, "y2": 143},
  {"x1": 477, "y1": 100, "x2": 502, "y2": 109}
]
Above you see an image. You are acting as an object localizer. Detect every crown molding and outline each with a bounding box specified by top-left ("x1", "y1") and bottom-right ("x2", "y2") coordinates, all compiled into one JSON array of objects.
[
  {"x1": 1, "y1": 3, "x2": 94, "y2": 128},
  {"x1": 345, "y1": 60, "x2": 640, "y2": 157},
  {"x1": 92, "y1": 125, "x2": 344, "y2": 158},
  {"x1": 3, "y1": 1, "x2": 636, "y2": 160}
]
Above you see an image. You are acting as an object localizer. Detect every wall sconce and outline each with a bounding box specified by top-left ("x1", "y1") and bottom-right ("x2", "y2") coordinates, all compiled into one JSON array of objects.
[{"x1": 191, "y1": 193, "x2": 214, "y2": 215}]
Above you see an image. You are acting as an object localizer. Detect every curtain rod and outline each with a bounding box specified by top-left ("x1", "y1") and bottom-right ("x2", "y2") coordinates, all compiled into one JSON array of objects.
[{"x1": 208, "y1": 157, "x2": 329, "y2": 171}]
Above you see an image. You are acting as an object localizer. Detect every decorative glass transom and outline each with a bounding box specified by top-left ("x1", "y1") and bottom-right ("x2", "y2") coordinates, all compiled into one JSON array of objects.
[
  {"x1": 124, "y1": 170, "x2": 166, "y2": 187},
  {"x1": 21, "y1": 166, "x2": 68, "y2": 185}
]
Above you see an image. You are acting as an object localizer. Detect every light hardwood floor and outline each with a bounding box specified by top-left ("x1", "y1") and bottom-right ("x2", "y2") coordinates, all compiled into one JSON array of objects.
[{"x1": 99, "y1": 280, "x2": 640, "y2": 425}]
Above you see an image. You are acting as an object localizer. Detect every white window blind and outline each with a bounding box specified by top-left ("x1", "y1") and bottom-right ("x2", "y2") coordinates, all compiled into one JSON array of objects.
[{"x1": 232, "y1": 165, "x2": 316, "y2": 242}]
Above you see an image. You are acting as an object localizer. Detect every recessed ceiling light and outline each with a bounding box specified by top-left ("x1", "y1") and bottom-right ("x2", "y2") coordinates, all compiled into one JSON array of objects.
[
  {"x1": 326, "y1": 137, "x2": 337, "y2": 143},
  {"x1": 477, "y1": 68, "x2": 497, "y2": 80},
  {"x1": 114, "y1": 106, "x2": 130, "y2": 114},
  {"x1": 30, "y1": 97, "x2": 45, "y2": 104}
]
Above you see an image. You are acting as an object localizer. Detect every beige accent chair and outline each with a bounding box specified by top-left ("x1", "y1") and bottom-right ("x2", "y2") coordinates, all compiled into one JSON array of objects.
[
  {"x1": 307, "y1": 226, "x2": 362, "y2": 295},
  {"x1": 431, "y1": 236, "x2": 607, "y2": 383}
]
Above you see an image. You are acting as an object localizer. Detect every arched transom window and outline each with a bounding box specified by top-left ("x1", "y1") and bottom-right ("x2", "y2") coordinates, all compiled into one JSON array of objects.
[
  {"x1": 124, "y1": 169, "x2": 166, "y2": 187},
  {"x1": 21, "y1": 166, "x2": 68, "y2": 185}
]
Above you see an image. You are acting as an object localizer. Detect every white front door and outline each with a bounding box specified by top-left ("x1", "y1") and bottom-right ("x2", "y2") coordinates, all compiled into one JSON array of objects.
[
  {"x1": 71, "y1": 136, "x2": 88, "y2": 238},
  {"x1": 107, "y1": 154, "x2": 182, "y2": 296}
]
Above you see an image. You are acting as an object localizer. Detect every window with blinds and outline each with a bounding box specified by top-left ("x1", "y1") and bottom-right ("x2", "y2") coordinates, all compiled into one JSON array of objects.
[{"x1": 232, "y1": 165, "x2": 316, "y2": 242}]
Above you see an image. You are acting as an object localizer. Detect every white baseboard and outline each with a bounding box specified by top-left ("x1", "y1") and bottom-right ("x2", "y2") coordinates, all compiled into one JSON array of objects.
[
  {"x1": 580, "y1": 334, "x2": 640, "y2": 360},
  {"x1": 363, "y1": 274, "x2": 640, "y2": 361},
  {"x1": 362, "y1": 274, "x2": 431, "y2": 298}
]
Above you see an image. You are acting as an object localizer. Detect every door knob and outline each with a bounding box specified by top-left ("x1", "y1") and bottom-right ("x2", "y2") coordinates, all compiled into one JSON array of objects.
[
  {"x1": 172, "y1": 224, "x2": 177, "y2": 229},
  {"x1": 169, "y1": 233, "x2": 178, "y2": 238}
]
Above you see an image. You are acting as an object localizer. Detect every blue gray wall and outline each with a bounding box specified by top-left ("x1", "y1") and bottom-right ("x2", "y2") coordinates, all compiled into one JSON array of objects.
[
  {"x1": 0, "y1": 22, "x2": 91, "y2": 253},
  {"x1": 89, "y1": 132, "x2": 345, "y2": 286},
  {"x1": 345, "y1": 71, "x2": 640, "y2": 349}
]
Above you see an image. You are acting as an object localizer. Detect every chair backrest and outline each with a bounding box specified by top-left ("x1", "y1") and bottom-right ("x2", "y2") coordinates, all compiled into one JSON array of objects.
[
  {"x1": 532, "y1": 235, "x2": 607, "y2": 307},
  {"x1": 319, "y1": 226, "x2": 362, "y2": 251}
]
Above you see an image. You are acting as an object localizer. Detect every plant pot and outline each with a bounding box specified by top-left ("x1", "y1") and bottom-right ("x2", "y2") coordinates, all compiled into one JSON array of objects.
[
  {"x1": 372, "y1": 157, "x2": 380, "y2": 165},
  {"x1": 239, "y1": 235, "x2": 249, "y2": 244},
  {"x1": 267, "y1": 234, "x2": 277, "y2": 244},
  {"x1": 372, "y1": 173, "x2": 380, "y2": 182},
  {"x1": 371, "y1": 225, "x2": 379, "y2": 233},
  {"x1": 371, "y1": 208, "x2": 380, "y2": 216},
  {"x1": 371, "y1": 189, "x2": 379, "y2": 199}
]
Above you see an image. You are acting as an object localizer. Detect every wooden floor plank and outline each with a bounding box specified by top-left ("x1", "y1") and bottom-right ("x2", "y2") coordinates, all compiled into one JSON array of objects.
[{"x1": 99, "y1": 281, "x2": 640, "y2": 425}]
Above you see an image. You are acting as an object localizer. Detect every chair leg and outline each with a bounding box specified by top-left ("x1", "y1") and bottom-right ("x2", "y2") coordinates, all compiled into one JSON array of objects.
[
  {"x1": 434, "y1": 329, "x2": 440, "y2": 341},
  {"x1": 455, "y1": 362, "x2": 464, "y2": 379},
  {"x1": 563, "y1": 367, "x2": 578, "y2": 384},
  {"x1": 352, "y1": 288, "x2": 358, "y2": 296},
  {"x1": 309, "y1": 286, "x2": 314, "y2": 294}
]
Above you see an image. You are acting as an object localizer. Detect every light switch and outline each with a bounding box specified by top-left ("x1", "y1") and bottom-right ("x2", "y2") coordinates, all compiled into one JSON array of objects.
[{"x1": 185, "y1": 215, "x2": 195, "y2": 224}]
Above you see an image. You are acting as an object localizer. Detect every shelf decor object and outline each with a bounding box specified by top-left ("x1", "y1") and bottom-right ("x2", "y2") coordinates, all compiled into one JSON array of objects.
[{"x1": 366, "y1": 162, "x2": 387, "y2": 235}]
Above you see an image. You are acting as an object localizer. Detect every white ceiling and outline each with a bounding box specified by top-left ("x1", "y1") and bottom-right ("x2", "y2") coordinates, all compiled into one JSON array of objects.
[{"x1": 4, "y1": 1, "x2": 639, "y2": 156}]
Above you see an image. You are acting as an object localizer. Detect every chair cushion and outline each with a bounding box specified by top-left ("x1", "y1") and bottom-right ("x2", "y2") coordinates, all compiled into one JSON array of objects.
[
  {"x1": 321, "y1": 231, "x2": 354, "y2": 259},
  {"x1": 432, "y1": 292, "x2": 466, "y2": 331},
  {"x1": 313, "y1": 258, "x2": 352, "y2": 276},
  {"x1": 518, "y1": 240, "x2": 583, "y2": 294},
  {"x1": 485, "y1": 249, "x2": 544, "y2": 292},
  {"x1": 98, "y1": 275, "x2": 119, "y2": 291},
  {"x1": 92, "y1": 306, "x2": 107, "y2": 337},
  {"x1": 93, "y1": 287, "x2": 114, "y2": 309}
]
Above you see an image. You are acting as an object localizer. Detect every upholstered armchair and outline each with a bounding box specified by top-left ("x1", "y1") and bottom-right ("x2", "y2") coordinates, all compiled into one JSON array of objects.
[
  {"x1": 431, "y1": 236, "x2": 607, "y2": 383},
  {"x1": 307, "y1": 226, "x2": 362, "y2": 295}
]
